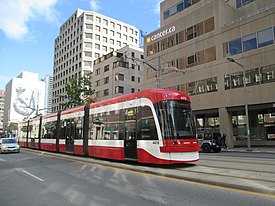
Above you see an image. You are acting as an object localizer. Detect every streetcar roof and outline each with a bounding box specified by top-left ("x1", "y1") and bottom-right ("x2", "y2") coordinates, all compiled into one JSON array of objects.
[{"x1": 90, "y1": 89, "x2": 190, "y2": 109}]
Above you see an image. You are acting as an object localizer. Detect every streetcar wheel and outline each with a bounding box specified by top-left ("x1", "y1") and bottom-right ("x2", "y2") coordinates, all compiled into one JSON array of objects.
[{"x1": 201, "y1": 144, "x2": 211, "y2": 153}]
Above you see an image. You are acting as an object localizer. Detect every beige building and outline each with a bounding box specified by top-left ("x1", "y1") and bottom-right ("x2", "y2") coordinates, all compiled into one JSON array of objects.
[
  {"x1": 52, "y1": 9, "x2": 140, "y2": 112},
  {"x1": 144, "y1": 0, "x2": 275, "y2": 147},
  {"x1": 92, "y1": 45, "x2": 144, "y2": 101}
]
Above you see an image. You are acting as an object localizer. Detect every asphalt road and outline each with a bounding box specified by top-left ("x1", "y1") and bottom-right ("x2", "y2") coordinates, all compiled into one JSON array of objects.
[{"x1": 0, "y1": 151, "x2": 275, "y2": 206}]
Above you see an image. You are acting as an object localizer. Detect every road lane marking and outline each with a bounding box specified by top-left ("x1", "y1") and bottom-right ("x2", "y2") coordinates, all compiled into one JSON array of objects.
[
  {"x1": 0, "y1": 158, "x2": 5, "y2": 161},
  {"x1": 22, "y1": 170, "x2": 44, "y2": 182}
]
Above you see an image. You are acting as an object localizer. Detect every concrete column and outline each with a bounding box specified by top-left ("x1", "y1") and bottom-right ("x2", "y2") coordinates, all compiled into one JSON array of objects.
[{"x1": 219, "y1": 107, "x2": 234, "y2": 148}]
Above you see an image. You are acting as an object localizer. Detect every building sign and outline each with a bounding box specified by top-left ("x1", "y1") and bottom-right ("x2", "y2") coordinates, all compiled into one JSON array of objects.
[{"x1": 146, "y1": 26, "x2": 176, "y2": 43}]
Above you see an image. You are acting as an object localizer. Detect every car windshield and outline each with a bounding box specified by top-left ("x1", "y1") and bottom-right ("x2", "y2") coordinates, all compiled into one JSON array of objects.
[
  {"x1": 155, "y1": 100, "x2": 196, "y2": 140},
  {"x1": 2, "y1": 139, "x2": 17, "y2": 144}
]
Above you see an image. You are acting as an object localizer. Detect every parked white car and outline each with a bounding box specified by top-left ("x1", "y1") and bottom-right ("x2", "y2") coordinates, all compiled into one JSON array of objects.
[{"x1": 0, "y1": 138, "x2": 20, "y2": 153}]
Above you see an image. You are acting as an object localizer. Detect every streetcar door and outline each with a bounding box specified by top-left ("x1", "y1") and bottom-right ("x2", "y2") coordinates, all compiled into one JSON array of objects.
[
  {"x1": 65, "y1": 119, "x2": 75, "y2": 153},
  {"x1": 124, "y1": 108, "x2": 137, "y2": 160}
]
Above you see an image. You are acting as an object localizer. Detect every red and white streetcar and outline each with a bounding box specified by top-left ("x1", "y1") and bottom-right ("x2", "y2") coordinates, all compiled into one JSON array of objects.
[{"x1": 18, "y1": 89, "x2": 200, "y2": 164}]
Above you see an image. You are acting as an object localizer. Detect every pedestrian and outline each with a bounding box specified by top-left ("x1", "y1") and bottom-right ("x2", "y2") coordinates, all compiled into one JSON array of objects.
[{"x1": 223, "y1": 134, "x2": 227, "y2": 149}]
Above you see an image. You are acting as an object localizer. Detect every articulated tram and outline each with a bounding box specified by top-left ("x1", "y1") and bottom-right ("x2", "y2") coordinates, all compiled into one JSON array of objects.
[{"x1": 18, "y1": 89, "x2": 200, "y2": 164}]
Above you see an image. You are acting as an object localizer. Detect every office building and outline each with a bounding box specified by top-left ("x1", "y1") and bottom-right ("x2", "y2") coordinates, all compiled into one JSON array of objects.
[
  {"x1": 92, "y1": 45, "x2": 144, "y2": 101},
  {"x1": 144, "y1": 0, "x2": 275, "y2": 147},
  {"x1": 52, "y1": 9, "x2": 140, "y2": 112}
]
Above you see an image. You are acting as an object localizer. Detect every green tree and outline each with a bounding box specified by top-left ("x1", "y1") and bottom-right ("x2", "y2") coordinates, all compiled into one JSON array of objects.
[{"x1": 61, "y1": 75, "x2": 95, "y2": 108}]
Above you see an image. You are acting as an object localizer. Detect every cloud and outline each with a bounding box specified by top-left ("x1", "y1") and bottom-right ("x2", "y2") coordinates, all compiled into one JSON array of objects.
[
  {"x1": 89, "y1": 0, "x2": 102, "y2": 12},
  {"x1": 0, "y1": 0, "x2": 59, "y2": 42}
]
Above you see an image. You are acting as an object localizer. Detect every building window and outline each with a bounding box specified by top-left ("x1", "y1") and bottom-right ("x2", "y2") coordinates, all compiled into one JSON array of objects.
[
  {"x1": 228, "y1": 38, "x2": 242, "y2": 55},
  {"x1": 131, "y1": 88, "x2": 135, "y2": 93},
  {"x1": 177, "y1": 2, "x2": 184, "y2": 12},
  {"x1": 85, "y1": 42, "x2": 92, "y2": 48},
  {"x1": 115, "y1": 86, "x2": 124, "y2": 94},
  {"x1": 186, "y1": 26, "x2": 197, "y2": 40},
  {"x1": 95, "y1": 35, "x2": 100, "y2": 41},
  {"x1": 95, "y1": 44, "x2": 100, "y2": 50},
  {"x1": 103, "y1": 28, "x2": 108, "y2": 34},
  {"x1": 95, "y1": 25, "x2": 100, "y2": 32},
  {"x1": 84, "y1": 61, "x2": 92, "y2": 66},
  {"x1": 103, "y1": 89, "x2": 109, "y2": 96},
  {"x1": 95, "y1": 68, "x2": 100, "y2": 75},
  {"x1": 104, "y1": 65, "x2": 109, "y2": 72},
  {"x1": 86, "y1": 24, "x2": 93, "y2": 30},
  {"x1": 115, "y1": 73, "x2": 124, "y2": 81},
  {"x1": 110, "y1": 39, "x2": 114, "y2": 44},
  {"x1": 187, "y1": 54, "x2": 197, "y2": 66},
  {"x1": 85, "y1": 52, "x2": 92, "y2": 57},
  {"x1": 242, "y1": 33, "x2": 257, "y2": 52},
  {"x1": 236, "y1": 0, "x2": 254, "y2": 8},
  {"x1": 103, "y1": 37, "x2": 107, "y2": 43},
  {"x1": 257, "y1": 28, "x2": 273, "y2": 48},
  {"x1": 131, "y1": 76, "x2": 135, "y2": 82},
  {"x1": 95, "y1": 80, "x2": 100, "y2": 87},
  {"x1": 96, "y1": 16, "x2": 101, "y2": 23},
  {"x1": 103, "y1": 19, "x2": 108, "y2": 25},
  {"x1": 85, "y1": 33, "x2": 92, "y2": 39},
  {"x1": 104, "y1": 77, "x2": 109, "y2": 84},
  {"x1": 95, "y1": 53, "x2": 100, "y2": 59},
  {"x1": 163, "y1": 10, "x2": 170, "y2": 20},
  {"x1": 204, "y1": 17, "x2": 214, "y2": 33},
  {"x1": 86, "y1": 15, "x2": 93, "y2": 21}
]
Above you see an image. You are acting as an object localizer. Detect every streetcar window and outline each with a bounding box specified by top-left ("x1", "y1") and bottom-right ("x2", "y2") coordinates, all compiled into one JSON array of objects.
[
  {"x1": 155, "y1": 100, "x2": 196, "y2": 140},
  {"x1": 43, "y1": 121, "x2": 57, "y2": 139},
  {"x1": 90, "y1": 109, "x2": 124, "y2": 140},
  {"x1": 137, "y1": 106, "x2": 158, "y2": 140}
]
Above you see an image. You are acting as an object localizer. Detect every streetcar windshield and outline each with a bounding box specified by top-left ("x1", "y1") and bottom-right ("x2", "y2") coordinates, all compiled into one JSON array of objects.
[{"x1": 155, "y1": 100, "x2": 196, "y2": 140}]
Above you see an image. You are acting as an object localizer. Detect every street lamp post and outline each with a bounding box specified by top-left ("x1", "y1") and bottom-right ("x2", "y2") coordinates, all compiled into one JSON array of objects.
[{"x1": 227, "y1": 58, "x2": 251, "y2": 151}]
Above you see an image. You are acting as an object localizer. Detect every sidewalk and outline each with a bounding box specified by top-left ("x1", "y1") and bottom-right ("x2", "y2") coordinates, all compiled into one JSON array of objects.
[{"x1": 227, "y1": 146, "x2": 275, "y2": 153}]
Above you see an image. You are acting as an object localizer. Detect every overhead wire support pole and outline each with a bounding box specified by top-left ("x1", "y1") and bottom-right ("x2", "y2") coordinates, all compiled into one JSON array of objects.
[
  {"x1": 227, "y1": 57, "x2": 251, "y2": 151},
  {"x1": 125, "y1": 55, "x2": 184, "y2": 89}
]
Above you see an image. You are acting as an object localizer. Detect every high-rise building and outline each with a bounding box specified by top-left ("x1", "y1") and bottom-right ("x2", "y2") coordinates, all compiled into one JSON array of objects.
[
  {"x1": 43, "y1": 75, "x2": 53, "y2": 114},
  {"x1": 52, "y1": 9, "x2": 140, "y2": 112},
  {"x1": 144, "y1": 0, "x2": 275, "y2": 147},
  {"x1": 0, "y1": 90, "x2": 5, "y2": 134},
  {"x1": 92, "y1": 45, "x2": 144, "y2": 101},
  {"x1": 3, "y1": 71, "x2": 46, "y2": 135}
]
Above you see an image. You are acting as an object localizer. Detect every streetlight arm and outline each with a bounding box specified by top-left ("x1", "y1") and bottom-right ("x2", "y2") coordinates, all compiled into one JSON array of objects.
[{"x1": 227, "y1": 58, "x2": 245, "y2": 68}]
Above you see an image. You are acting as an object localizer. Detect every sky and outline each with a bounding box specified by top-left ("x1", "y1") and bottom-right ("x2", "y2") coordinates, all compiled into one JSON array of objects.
[{"x1": 0, "y1": 0, "x2": 162, "y2": 90}]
